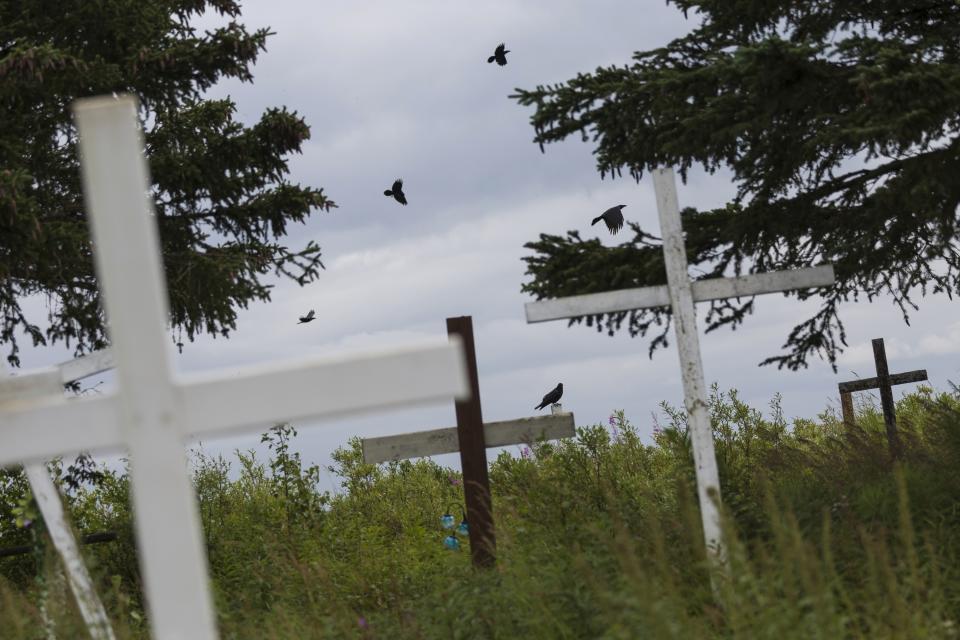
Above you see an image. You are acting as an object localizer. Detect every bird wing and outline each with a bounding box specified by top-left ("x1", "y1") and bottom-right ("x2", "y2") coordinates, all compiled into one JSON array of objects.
[
  {"x1": 306, "y1": 310, "x2": 315, "y2": 320},
  {"x1": 392, "y1": 179, "x2": 403, "y2": 193},
  {"x1": 602, "y1": 207, "x2": 625, "y2": 234},
  {"x1": 495, "y1": 43, "x2": 506, "y2": 55}
]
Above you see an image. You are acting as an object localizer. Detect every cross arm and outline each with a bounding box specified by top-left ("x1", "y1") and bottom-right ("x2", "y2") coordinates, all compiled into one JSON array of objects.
[
  {"x1": 0, "y1": 395, "x2": 121, "y2": 469},
  {"x1": 525, "y1": 265, "x2": 835, "y2": 323},
  {"x1": 361, "y1": 411, "x2": 575, "y2": 464},
  {"x1": 838, "y1": 369, "x2": 928, "y2": 393},
  {"x1": 57, "y1": 349, "x2": 115, "y2": 384},
  {"x1": 0, "y1": 349, "x2": 115, "y2": 405},
  {"x1": 0, "y1": 342, "x2": 468, "y2": 467},
  {"x1": 183, "y1": 339, "x2": 469, "y2": 439}
]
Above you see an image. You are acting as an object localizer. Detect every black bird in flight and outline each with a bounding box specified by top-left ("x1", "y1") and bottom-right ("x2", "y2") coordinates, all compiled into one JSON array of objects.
[
  {"x1": 384, "y1": 178, "x2": 407, "y2": 205},
  {"x1": 591, "y1": 205, "x2": 626, "y2": 235},
  {"x1": 535, "y1": 383, "x2": 563, "y2": 410},
  {"x1": 298, "y1": 310, "x2": 316, "y2": 324},
  {"x1": 487, "y1": 43, "x2": 509, "y2": 66}
]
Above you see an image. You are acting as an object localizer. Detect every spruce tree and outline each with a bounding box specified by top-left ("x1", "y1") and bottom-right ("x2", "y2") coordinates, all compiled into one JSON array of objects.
[
  {"x1": 0, "y1": 0, "x2": 335, "y2": 365},
  {"x1": 512, "y1": 1, "x2": 960, "y2": 370}
]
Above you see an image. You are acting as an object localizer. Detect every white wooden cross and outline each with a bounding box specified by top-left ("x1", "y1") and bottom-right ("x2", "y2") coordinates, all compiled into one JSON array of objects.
[
  {"x1": 0, "y1": 95, "x2": 469, "y2": 640},
  {"x1": 525, "y1": 168, "x2": 835, "y2": 560},
  {"x1": 360, "y1": 405, "x2": 574, "y2": 464},
  {"x1": 1, "y1": 349, "x2": 116, "y2": 640}
]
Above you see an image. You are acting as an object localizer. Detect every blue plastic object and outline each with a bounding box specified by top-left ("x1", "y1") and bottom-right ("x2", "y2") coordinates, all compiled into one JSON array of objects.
[
  {"x1": 443, "y1": 534, "x2": 460, "y2": 550},
  {"x1": 441, "y1": 513, "x2": 455, "y2": 529},
  {"x1": 457, "y1": 521, "x2": 469, "y2": 535}
]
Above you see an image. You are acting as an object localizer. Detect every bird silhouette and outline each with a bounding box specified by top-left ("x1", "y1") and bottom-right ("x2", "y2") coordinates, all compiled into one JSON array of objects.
[
  {"x1": 298, "y1": 310, "x2": 316, "y2": 324},
  {"x1": 535, "y1": 383, "x2": 563, "y2": 410},
  {"x1": 591, "y1": 205, "x2": 626, "y2": 234},
  {"x1": 487, "y1": 43, "x2": 509, "y2": 66},
  {"x1": 384, "y1": 179, "x2": 407, "y2": 205}
]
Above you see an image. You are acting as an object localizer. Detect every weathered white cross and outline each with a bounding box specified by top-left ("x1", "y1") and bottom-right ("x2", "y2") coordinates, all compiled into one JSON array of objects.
[
  {"x1": 1, "y1": 349, "x2": 116, "y2": 640},
  {"x1": 525, "y1": 168, "x2": 835, "y2": 559},
  {"x1": 0, "y1": 95, "x2": 469, "y2": 640}
]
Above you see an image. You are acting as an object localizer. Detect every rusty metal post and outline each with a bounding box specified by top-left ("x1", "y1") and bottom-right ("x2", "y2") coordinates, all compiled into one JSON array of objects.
[{"x1": 446, "y1": 316, "x2": 496, "y2": 567}]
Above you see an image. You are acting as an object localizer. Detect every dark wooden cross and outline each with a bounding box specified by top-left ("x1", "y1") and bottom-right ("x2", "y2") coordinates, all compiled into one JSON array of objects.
[
  {"x1": 837, "y1": 338, "x2": 928, "y2": 459},
  {"x1": 0, "y1": 532, "x2": 118, "y2": 560},
  {"x1": 360, "y1": 316, "x2": 575, "y2": 568}
]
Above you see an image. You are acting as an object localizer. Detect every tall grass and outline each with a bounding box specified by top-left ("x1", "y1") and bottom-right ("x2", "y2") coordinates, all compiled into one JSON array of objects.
[{"x1": 1, "y1": 385, "x2": 959, "y2": 638}]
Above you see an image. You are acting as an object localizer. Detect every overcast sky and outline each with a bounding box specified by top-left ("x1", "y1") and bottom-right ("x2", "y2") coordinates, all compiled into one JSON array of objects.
[{"x1": 17, "y1": 1, "x2": 960, "y2": 492}]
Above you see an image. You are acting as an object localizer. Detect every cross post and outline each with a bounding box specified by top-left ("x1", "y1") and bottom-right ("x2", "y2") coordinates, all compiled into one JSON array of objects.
[
  {"x1": 524, "y1": 167, "x2": 836, "y2": 563},
  {"x1": 0, "y1": 95, "x2": 470, "y2": 640},
  {"x1": 837, "y1": 338, "x2": 927, "y2": 460},
  {"x1": 360, "y1": 316, "x2": 576, "y2": 568},
  {"x1": 446, "y1": 316, "x2": 496, "y2": 567}
]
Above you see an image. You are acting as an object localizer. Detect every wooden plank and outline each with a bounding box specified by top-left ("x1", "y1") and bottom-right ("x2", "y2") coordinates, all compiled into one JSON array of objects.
[
  {"x1": 447, "y1": 317, "x2": 495, "y2": 568},
  {"x1": 57, "y1": 349, "x2": 115, "y2": 385},
  {"x1": 837, "y1": 369, "x2": 927, "y2": 393},
  {"x1": 361, "y1": 412, "x2": 576, "y2": 464},
  {"x1": 0, "y1": 342, "x2": 469, "y2": 469},
  {"x1": 692, "y1": 265, "x2": 835, "y2": 301},
  {"x1": 0, "y1": 533, "x2": 117, "y2": 560},
  {"x1": 0, "y1": 367, "x2": 60, "y2": 404},
  {"x1": 184, "y1": 340, "x2": 468, "y2": 439},
  {"x1": 0, "y1": 396, "x2": 120, "y2": 469},
  {"x1": 75, "y1": 95, "x2": 218, "y2": 640},
  {"x1": 872, "y1": 339, "x2": 902, "y2": 460},
  {"x1": 24, "y1": 464, "x2": 116, "y2": 640},
  {"x1": 652, "y1": 167, "x2": 724, "y2": 559},
  {"x1": 840, "y1": 391, "x2": 855, "y2": 427},
  {"x1": 525, "y1": 285, "x2": 670, "y2": 323},
  {"x1": 525, "y1": 266, "x2": 835, "y2": 323}
]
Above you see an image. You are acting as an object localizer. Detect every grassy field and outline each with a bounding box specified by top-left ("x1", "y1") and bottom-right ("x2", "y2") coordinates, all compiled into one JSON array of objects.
[{"x1": 2, "y1": 384, "x2": 959, "y2": 639}]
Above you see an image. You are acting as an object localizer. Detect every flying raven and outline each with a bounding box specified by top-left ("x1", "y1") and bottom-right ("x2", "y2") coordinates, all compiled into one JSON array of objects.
[
  {"x1": 535, "y1": 383, "x2": 563, "y2": 410},
  {"x1": 487, "y1": 43, "x2": 509, "y2": 66},
  {"x1": 384, "y1": 179, "x2": 407, "y2": 205},
  {"x1": 298, "y1": 310, "x2": 316, "y2": 324},
  {"x1": 591, "y1": 205, "x2": 626, "y2": 235}
]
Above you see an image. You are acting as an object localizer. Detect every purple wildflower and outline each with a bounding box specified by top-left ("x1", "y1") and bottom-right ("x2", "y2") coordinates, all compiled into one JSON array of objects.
[
  {"x1": 448, "y1": 474, "x2": 461, "y2": 486},
  {"x1": 521, "y1": 446, "x2": 531, "y2": 459},
  {"x1": 609, "y1": 415, "x2": 616, "y2": 426},
  {"x1": 358, "y1": 616, "x2": 368, "y2": 629}
]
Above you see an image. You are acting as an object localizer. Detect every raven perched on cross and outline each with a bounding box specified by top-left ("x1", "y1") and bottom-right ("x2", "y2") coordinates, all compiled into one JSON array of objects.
[{"x1": 535, "y1": 383, "x2": 563, "y2": 410}]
